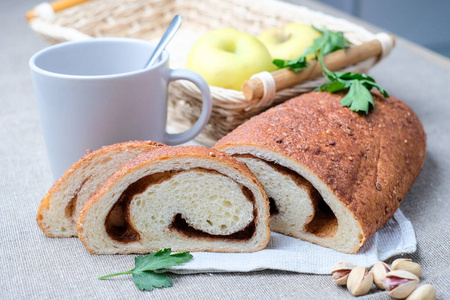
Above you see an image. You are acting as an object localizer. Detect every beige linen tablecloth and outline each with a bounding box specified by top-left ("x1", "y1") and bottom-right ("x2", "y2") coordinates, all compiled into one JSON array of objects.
[{"x1": 1, "y1": 0, "x2": 449, "y2": 299}]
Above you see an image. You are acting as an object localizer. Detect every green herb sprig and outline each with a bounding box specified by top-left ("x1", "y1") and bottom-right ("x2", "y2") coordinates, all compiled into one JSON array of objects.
[
  {"x1": 273, "y1": 26, "x2": 389, "y2": 114},
  {"x1": 99, "y1": 248, "x2": 193, "y2": 291}
]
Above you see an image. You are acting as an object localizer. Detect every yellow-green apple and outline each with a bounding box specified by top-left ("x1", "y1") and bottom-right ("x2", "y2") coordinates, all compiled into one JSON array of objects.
[
  {"x1": 258, "y1": 23, "x2": 321, "y2": 60},
  {"x1": 186, "y1": 28, "x2": 276, "y2": 91}
]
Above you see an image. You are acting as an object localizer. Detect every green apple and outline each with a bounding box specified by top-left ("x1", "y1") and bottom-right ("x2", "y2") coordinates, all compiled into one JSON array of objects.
[
  {"x1": 186, "y1": 28, "x2": 276, "y2": 91},
  {"x1": 258, "y1": 23, "x2": 322, "y2": 60}
]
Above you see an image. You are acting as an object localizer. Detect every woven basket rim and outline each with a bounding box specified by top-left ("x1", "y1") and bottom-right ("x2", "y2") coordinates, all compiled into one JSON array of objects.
[{"x1": 27, "y1": 0, "x2": 390, "y2": 145}]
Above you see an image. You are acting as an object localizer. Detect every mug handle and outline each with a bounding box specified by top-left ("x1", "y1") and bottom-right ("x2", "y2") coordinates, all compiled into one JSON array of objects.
[{"x1": 164, "y1": 69, "x2": 212, "y2": 145}]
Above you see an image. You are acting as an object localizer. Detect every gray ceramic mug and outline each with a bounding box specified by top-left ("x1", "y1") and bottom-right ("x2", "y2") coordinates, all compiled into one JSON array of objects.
[{"x1": 30, "y1": 38, "x2": 212, "y2": 180}]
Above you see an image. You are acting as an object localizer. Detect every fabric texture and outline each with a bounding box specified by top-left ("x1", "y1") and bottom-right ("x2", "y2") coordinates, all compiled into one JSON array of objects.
[
  {"x1": 171, "y1": 210, "x2": 416, "y2": 274},
  {"x1": 2, "y1": 0, "x2": 450, "y2": 299}
]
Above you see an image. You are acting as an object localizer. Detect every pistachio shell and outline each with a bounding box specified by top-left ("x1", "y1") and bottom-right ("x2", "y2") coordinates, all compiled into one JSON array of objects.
[
  {"x1": 370, "y1": 261, "x2": 391, "y2": 289},
  {"x1": 331, "y1": 261, "x2": 354, "y2": 272},
  {"x1": 386, "y1": 270, "x2": 420, "y2": 281},
  {"x1": 347, "y1": 266, "x2": 373, "y2": 296},
  {"x1": 388, "y1": 281, "x2": 419, "y2": 299},
  {"x1": 385, "y1": 270, "x2": 420, "y2": 299},
  {"x1": 332, "y1": 272, "x2": 350, "y2": 285},
  {"x1": 406, "y1": 284, "x2": 436, "y2": 300},
  {"x1": 331, "y1": 261, "x2": 354, "y2": 285},
  {"x1": 392, "y1": 258, "x2": 422, "y2": 277}
]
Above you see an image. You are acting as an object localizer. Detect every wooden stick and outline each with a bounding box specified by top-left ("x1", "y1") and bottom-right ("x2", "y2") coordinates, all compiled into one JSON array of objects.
[
  {"x1": 26, "y1": 0, "x2": 90, "y2": 20},
  {"x1": 242, "y1": 34, "x2": 395, "y2": 100}
]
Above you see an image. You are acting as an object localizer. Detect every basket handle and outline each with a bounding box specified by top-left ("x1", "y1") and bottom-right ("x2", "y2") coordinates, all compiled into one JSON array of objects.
[
  {"x1": 242, "y1": 33, "x2": 396, "y2": 101},
  {"x1": 26, "y1": 0, "x2": 90, "y2": 20}
]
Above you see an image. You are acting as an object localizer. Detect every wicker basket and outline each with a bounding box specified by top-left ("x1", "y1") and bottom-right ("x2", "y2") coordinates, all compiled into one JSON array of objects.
[{"x1": 28, "y1": 0, "x2": 386, "y2": 146}]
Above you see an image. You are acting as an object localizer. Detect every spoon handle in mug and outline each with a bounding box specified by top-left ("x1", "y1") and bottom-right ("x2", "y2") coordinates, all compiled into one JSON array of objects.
[{"x1": 144, "y1": 15, "x2": 182, "y2": 68}]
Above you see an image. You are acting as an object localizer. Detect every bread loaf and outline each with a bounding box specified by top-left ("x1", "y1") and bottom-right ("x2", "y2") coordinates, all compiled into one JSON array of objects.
[
  {"x1": 215, "y1": 91, "x2": 426, "y2": 253},
  {"x1": 37, "y1": 141, "x2": 164, "y2": 237},
  {"x1": 77, "y1": 146, "x2": 271, "y2": 254}
]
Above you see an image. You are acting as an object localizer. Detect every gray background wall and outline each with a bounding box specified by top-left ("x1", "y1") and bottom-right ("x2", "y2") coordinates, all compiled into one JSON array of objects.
[{"x1": 314, "y1": 0, "x2": 450, "y2": 58}]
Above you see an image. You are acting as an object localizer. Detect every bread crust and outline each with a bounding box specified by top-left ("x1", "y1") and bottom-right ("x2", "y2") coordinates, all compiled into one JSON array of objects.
[
  {"x1": 37, "y1": 140, "x2": 165, "y2": 237},
  {"x1": 78, "y1": 146, "x2": 271, "y2": 254},
  {"x1": 215, "y1": 91, "x2": 426, "y2": 250}
]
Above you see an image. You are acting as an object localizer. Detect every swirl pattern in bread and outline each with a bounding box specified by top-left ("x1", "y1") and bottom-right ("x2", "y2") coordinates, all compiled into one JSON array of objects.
[
  {"x1": 215, "y1": 91, "x2": 426, "y2": 253},
  {"x1": 77, "y1": 146, "x2": 271, "y2": 254},
  {"x1": 37, "y1": 141, "x2": 165, "y2": 237}
]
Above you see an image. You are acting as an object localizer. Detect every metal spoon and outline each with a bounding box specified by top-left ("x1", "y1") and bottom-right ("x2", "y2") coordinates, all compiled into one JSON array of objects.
[{"x1": 143, "y1": 15, "x2": 182, "y2": 68}]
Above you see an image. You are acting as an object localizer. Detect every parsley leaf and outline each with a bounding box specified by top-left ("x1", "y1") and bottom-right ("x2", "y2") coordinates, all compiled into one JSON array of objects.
[
  {"x1": 273, "y1": 56, "x2": 307, "y2": 72},
  {"x1": 310, "y1": 26, "x2": 349, "y2": 56},
  {"x1": 132, "y1": 271, "x2": 172, "y2": 291},
  {"x1": 272, "y1": 26, "x2": 348, "y2": 72},
  {"x1": 98, "y1": 248, "x2": 193, "y2": 291},
  {"x1": 133, "y1": 248, "x2": 193, "y2": 271},
  {"x1": 318, "y1": 68, "x2": 389, "y2": 114},
  {"x1": 340, "y1": 80, "x2": 374, "y2": 114},
  {"x1": 273, "y1": 26, "x2": 389, "y2": 114}
]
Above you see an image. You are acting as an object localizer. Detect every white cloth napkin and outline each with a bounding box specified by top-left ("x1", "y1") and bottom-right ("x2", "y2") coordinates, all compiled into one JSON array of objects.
[{"x1": 170, "y1": 210, "x2": 416, "y2": 274}]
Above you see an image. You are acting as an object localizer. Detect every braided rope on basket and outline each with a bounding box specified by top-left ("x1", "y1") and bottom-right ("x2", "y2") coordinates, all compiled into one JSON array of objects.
[{"x1": 29, "y1": 0, "x2": 386, "y2": 146}]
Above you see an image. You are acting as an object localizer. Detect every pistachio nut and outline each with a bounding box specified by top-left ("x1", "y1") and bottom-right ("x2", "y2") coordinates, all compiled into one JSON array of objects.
[
  {"x1": 406, "y1": 284, "x2": 436, "y2": 300},
  {"x1": 347, "y1": 266, "x2": 373, "y2": 296},
  {"x1": 384, "y1": 270, "x2": 420, "y2": 299},
  {"x1": 331, "y1": 261, "x2": 354, "y2": 285},
  {"x1": 370, "y1": 261, "x2": 391, "y2": 289},
  {"x1": 391, "y1": 258, "x2": 422, "y2": 277}
]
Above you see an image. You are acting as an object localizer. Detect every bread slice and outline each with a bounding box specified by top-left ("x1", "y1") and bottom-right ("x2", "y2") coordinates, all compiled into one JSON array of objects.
[
  {"x1": 215, "y1": 91, "x2": 426, "y2": 254},
  {"x1": 77, "y1": 146, "x2": 271, "y2": 254},
  {"x1": 37, "y1": 141, "x2": 165, "y2": 237}
]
